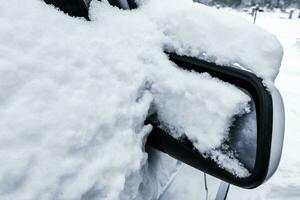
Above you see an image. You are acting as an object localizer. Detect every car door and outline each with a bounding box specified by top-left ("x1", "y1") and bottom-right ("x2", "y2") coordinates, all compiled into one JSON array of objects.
[{"x1": 158, "y1": 156, "x2": 222, "y2": 200}]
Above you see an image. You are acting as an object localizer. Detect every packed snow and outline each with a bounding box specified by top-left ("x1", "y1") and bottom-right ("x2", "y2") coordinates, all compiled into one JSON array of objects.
[{"x1": 0, "y1": 0, "x2": 283, "y2": 199}]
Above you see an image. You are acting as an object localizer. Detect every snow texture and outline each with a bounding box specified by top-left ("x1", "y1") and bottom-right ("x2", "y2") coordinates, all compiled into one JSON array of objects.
[
  {"x1": 152, "y1": 72, "x2": 250, "y2": 153},
  {"x1": 0, "y1": 0, "x2": 283, "y2": 199},
  {"x1": 208, "y1": 149, "x2": 250, "y2": 177},
  {"x1": 140, "y1": 0, "x2": 283, "y2": 81}
]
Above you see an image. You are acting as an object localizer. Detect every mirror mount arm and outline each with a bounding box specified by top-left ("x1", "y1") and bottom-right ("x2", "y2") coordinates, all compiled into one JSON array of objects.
[
  {"x1": 204, "y1": 173, "x2": 208, "y2": 200},
  {"x1": 215, "y1": 182, "x2": 230, "y2": 200}
]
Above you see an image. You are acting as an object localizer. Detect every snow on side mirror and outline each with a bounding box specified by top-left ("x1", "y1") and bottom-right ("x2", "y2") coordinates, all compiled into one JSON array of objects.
[{"x1": 146, "y1": 53, "x2": 285, "y2": 189}]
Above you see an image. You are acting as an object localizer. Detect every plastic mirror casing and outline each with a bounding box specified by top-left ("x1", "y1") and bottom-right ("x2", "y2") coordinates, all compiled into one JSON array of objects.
[{"x1": 146, "y1": 53, "x2": 284, "y2": 189}]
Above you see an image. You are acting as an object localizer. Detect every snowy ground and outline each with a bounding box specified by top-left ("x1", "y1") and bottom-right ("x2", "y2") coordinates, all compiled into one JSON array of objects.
[{"x1": 161, "y1": 10, "x2": 300, "y2": 200}]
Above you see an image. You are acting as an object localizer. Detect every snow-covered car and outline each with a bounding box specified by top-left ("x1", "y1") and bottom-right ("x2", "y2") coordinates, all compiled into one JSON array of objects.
[{"x1": 0, "y1": 0, "x2": 285, "y2": 199}]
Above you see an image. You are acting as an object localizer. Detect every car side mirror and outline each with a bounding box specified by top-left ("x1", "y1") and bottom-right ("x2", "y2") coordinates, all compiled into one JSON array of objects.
[{"x1": 146, "y1": 53, "x2": 285, "y2": 189}]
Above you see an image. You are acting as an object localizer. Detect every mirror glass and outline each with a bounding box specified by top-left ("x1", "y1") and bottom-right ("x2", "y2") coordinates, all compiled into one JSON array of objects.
[
  {"x1": 206, "y1": 91, "x2": 257, "y2": 177},
  {"x1": 228, "y1": 93, "x2": 257, "y2": 172}
]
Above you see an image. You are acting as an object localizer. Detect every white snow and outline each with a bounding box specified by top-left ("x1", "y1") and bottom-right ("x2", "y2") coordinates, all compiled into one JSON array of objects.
[
  {"x1": 140, "y1": 0, "x2": 283, "y2": 81},
  {"x1": 0, "y1": 0, "x2": 283, "y2": 199},
  {"x1": 152, "y1": 72, "x2": 250, "y2": 153},
  {"x1": 208, "y1": 149, "x2": 250, "y2": 177}
]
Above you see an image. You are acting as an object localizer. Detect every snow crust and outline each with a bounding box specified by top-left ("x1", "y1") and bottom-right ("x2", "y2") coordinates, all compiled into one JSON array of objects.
[{"x1": 0, "y1": 0, "x2": 283, "y2": 199}]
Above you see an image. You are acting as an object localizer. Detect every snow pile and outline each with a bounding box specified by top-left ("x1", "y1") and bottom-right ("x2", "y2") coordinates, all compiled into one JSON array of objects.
[
  {"x1": 141, "y1": 0, "x2": 283, "y2": 81},
  {"x1": 0, "y1": 0, "x2": 283, "y2": 199},
  {"x1": 151, "y1": 72, "x2": 250, "y2": 152}
]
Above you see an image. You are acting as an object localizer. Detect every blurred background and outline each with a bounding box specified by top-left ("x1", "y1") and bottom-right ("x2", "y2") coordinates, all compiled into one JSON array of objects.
[{"x1": 194, "y1": 0, "x2": 300, "y2": 9}]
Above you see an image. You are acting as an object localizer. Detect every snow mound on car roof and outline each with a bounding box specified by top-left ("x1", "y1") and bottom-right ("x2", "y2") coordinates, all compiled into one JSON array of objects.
[
  {"x1": 0, "y1": 0, "x2": 282, "y2": 199},
  {"x1": 141, "y1": 0, "x2": 283, "y2": 82}
]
